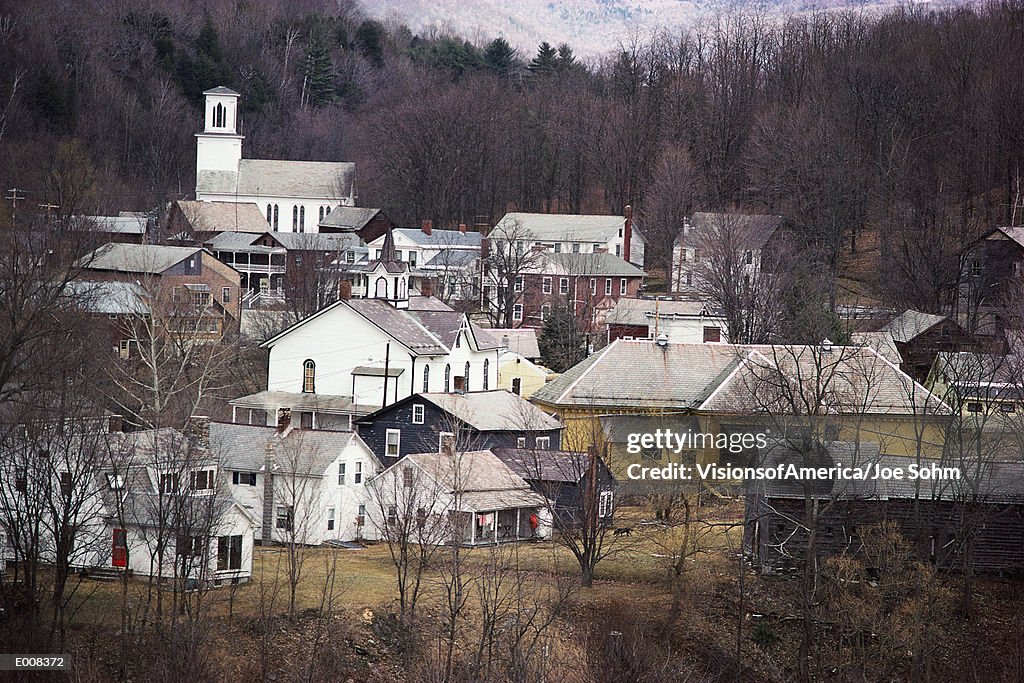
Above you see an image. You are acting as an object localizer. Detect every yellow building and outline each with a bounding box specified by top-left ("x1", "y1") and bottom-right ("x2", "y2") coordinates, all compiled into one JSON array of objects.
[
  {"x1": 531, "y1": 339, "x2": 950, "y2": 482},
  {"x1": 497, "y1": 350, "x2": 557, "y2": 399}
]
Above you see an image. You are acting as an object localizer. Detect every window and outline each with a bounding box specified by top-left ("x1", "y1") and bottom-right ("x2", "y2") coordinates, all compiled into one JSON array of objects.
[
  {"x1": 303, "y1": 359, "x2": 315, "y2": 393},
  {"x1": 267, "y1": 204, "x2": 272, "y2": 224},
  {"x1": 620, "y1": 279, "x2": 627, "y2": 295},
  {"x1": 692, "y1": 248, "x2": 700, "y2": 261},
  {"x1": 559, "y1": 277, "x2": 569, "y2": 294},
  {"x1": 107, "y1": 473, "x2": 124, "y2": 489},
  {"x1": 409, "y1": 251, "x2": 417, "y2": 266},
  {"x1": 354, "y1": 461, "x2": 363, "y2": 484},
  {"x1": 177, "y1": 535, "x2": 204, "y2": 558},
  {"x1": 276, "y1": 506, "x2": 293, "y2": 531},
  {"x1": 745, "y1": 250, "x2": 753, "y2": 265},
  {"x1": 403, "y1": 466, "x2": 414, "y2": 488},
  {"x1": 535, "y1": 436, "x2": 550, "y2": 450},
  {"x1": 444, "y1": 364, "x2": 451, "y2": 392},
  {"x1": 615, "y1": 244, "x2": 621, "y2": 257},
  {"x1": 455, "y1": 332, "x2": 461, "y2": 348},
  {"x1": 222, "y1": 286, "x2": 231, "y2": 303},
  {"x1": 641, "y1": 446, "x2": 661, "y2": 460},
  {"x1": 483, "y1": 359, "x2": 489, "y2": 390},
  {"x1": 590, "y1": 278, "x2": 596, "y2": 295},
  {"x1": 572, "y1": 243, "x2": 580, "y2": 253},
  {"x1": 685, "y1": 272, "x2": 693, "y2": 286},
  {"x1": 513, "y1": 304, "x2": 523, "y2": 321},
  {"x1": 273, "y1": 205, "x2": 279, "y2": 231},
  {"x1": 191, "y1": 290, "x2": 210, "y2": 307},
  {"x1": 703, "y1": 326, "x2": 721, "y2": 343},
  {"x1": 514, "y1": 275, "x2": 523, "y2": 292},
  {"x1": 337, "y1": 463, "x2": 346, "y2": 485},
  {"x1": 356, "y1": 504, "x2": 366, "y2": 526},
  {"x1": 541, "y1": 304, "x2": 550, "y2": 320},
  {"x1": 217, "y1": 535, "x2": 243, "y2": 570},
  {"x1": 967, "y1": 402, "x2": 982, "y2": 413},
  {"x1": 118, "y1": 339, "x2": 137, "y2": 359},
  {"x1": 542, "y1": 277, "x2": 552, "y2": 294},
  {"x1": 299, "y1": 206, "x2": 305, "y2": 232},
  {"x1": 511, "y1": 377, "x2": 522, "y2": 395},
  {"x1": 292, "y1": 205, "x2": 299, "y2": 230},
  {"x1": 971, "y1": 260, "x2": 981, "y2": 277},
  {"x1": 554, "y1": 243, "x2": 562, "y2": 253},
  {"x1": 213, "y1": 102, "x2": 225, "y2": 127},
  {"x1": 605, "y1": 279, "x2": 612, "y2": 295},
  {"x1": 191, "y1": 469, "x2": 214, "y2": 491},
  {"x1": 319, "y1": 206, "x2": 325, "y2": 222},
  {"x1": 598, "y1": 490, "x2": 614, "y2": 517},
  {"x1": 423, "y1": 365, "x2": 430, "y2": 392},
  {"x1": 387, "y1": 505, "x2": 398, "y2": 526},
  {"x1": 300, "y1": 411, "x2": 313, "y2": 429},
  {"x1": 516, "y1": 437, "x2": 526, "y2": 448},
  {"x1": 232, "y1": 471, "x2": 256, "y2": 486},
  {"x1": 464, "y1": 361, "x2": 471, "y2": 389},
  {"x1": 15, "y1": 468, "x2": 26, "y2": 493},
  {"x1": 385, "y1": 429, "x2": 401, "y2": 458},
  {"x1": 439, "y1": 431, "x2": 455, "y2": 452},
  {"x1": 60, "y1": 471, "x2": 72, "y2": 499},
  {"x1": 412, "y1": 404, "x2": 425, "y2": 424},
  {"x1": 159, "y1": 473, "x2": 179, "y2": 494},
  {"x1": 327, "y1": 508, "x2": 335, "y2": 531},
  {"x1": 1001, "y1": 402, "x2": 1016, "y2": 413}
]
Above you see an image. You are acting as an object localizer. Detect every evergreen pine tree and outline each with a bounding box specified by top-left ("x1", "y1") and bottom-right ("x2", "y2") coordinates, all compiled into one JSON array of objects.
[
  {"x1": 484, "y1": 37, "x2": 517, "y2": 77},
  {"x1": 527, "y1": 42, "x2": 558, "y2": 76},
  {"x1": 556, "y1": 43, "x2": 576, "y2": 69},
  {"x1": 302, "y1": 28, "x2": 335, "y2": 108}
]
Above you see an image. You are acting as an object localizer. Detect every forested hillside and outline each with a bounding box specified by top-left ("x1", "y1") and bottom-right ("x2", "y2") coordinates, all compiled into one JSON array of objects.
[{"x1": 1, "y1": 0, "x2": 1023, "y2": 311}]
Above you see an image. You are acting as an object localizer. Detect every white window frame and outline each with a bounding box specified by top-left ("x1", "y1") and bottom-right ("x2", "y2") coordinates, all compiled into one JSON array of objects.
[
  {"x1": 514, "y1": 275, "x2": 523, "y2": 292},
  {"x1": 354, "y1": 461, "x2": 363, "y2": 484},
  {"x1": 590, "y1": 278, "x2": 596, "y2": 295},
  {"x1": 620, "y1": 278, "x2": 627, "y2": 295},
  {"x1": 386, "y1": 428, "x2": 401, "y2": 458},
  {"x1": 535, "y1": 436, "x2": 550, "y2": 450},
  {"x1": 438, "y1": 431, "x2": 455, "y2": 453},
  {"x1": 412, "y1": 404, "x2": 425, "y2": 424},
  {"x1": 327, "y1": 507, "x2": 335, "y2": 531},
  {"x1": 542, "y1": 277, "x2": 551, "y2": 294},
  {"x1": 559, "y1": 277, "x2": 569, "y2": 294},
  {"x1": 604, "y1": 278, "x2": 612, "y2": 296},
  {"x1": 338, "y1": 462, "x2": 346, "y2": 485},
  {"x1": 598, "y1": 490, "x2": 614, "y2": 517},
  {"x1": 516, "y1": 437, "x2": 526, "y2": 448},
  {"x1": 513, "y1": 304, "x2": 523, "y2": 321}
]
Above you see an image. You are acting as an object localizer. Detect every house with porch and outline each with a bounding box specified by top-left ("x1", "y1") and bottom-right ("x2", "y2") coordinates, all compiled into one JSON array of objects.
[{"x1": 368, "y1": 447, "x2": 548, "y2": 545}]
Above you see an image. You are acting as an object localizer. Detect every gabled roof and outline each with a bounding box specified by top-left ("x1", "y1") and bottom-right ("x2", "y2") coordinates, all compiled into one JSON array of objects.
[
  {"x1": 676, "y1": 212, "x2": 785, "y2": 250},
  {"x1": 423, "y1": 249, "x2": 478, "y2": 268},
  {"x1": 931, "y1": 352, "x2": 1022, "y2": 388},
  {"x1": 489, "y1": 328, "x2": 541, "y2": 358},
  {"x1": 881, "y1": 309, "x2": 949, "y2": 343},
  {"x1": 495, "y1": 212, "x2": 625, "y2": 243},
  {"x1": 418, "y1": 390, "x2": 562, "y2": 431},
  {"x1": 542, "y1": 252, "x2": 646, "y2": 277},
  {"x1": 533, "y1": 339, "x2": 948, "y2": 416},
  {"x1": 318, "y1": 206, "x2": 383, "y2": 231},
  {"x1": 78, "y1": 214, "x2": 148, "y2": 234},
  {"x1": 983, "y1": 226, "x2": 1024, "y2": 249},
  {"x1": 209, "y1": 422, "x2": 368, "y2": 475},
  {"x1": 402, "y1": 449, "x2": 547, "y2": 512},
  {"x1": 387, "y1": 228, "x2": 483, "y2": 248},
  {"x1": 174, "y1": 200, "x2": 270, "y2": 233},
  {"x1": 267, "y1": 232, "x2": 360, "y2": 252},
  {"x1": 229, "y1": 390, "x2": 365, "y2": 414},
  {"x1": 79, "y1": 243, "x2": 205, "y2": 274},
  {"x1": 346, "y1": 299, "x2": 447, "y2": 354},
  {"x1": 492, "y1": 447, "x2": 595, "y2": 483},
  {"x1": 196, "y1": 159, "x2": 355, "y2": 199},
  {"x1": 407, "y1": 296, "x2": 455, "y2": 312}
]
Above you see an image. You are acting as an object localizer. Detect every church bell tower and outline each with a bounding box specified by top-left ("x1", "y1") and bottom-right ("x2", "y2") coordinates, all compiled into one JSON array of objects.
[{"x1": 195, "y1": 86, "x2": 244, "y2": 191}]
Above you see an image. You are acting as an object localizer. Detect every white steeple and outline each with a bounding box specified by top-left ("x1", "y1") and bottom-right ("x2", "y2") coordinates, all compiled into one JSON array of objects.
[{"x1": 195, "y1": 86, "x2": 243, "y2": 181}]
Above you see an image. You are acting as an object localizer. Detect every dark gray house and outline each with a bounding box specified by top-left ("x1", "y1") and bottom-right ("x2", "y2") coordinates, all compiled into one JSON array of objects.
[
  {"x1": 356, "y1": 389, "x2": 563, "y2": 466},
  {"x1": 492, "y1": 447, "x2": 617, "y2": 526}
]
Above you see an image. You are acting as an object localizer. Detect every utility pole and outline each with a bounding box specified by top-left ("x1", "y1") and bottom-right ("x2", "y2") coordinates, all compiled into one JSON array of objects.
[
  {"x1": 39, "y1": 202, "x2": 59, "y2": 223},
  {"x1": 5, "y1": 187, "x2": 26, "y2": 222}
]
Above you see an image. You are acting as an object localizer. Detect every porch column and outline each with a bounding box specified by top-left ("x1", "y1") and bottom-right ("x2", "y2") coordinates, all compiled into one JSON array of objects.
[
  {"x1": 515, "y1": 508, "x2": 521, "y2": 539},
  {"x1": 469, "y1": 512, "x2": 475, "y2": 546},
  {"x1": 491, "y1": 512, "x2": 497, "y2": 545}
]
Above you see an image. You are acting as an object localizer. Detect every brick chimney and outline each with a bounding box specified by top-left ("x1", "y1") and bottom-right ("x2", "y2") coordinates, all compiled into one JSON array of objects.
[
  {"x1": 421, "y1": 219, "x2": 432, "y2": 236},
  {"x1": 420, "y1": 277, "x2": 434, "y2": 298},
  {"x1": 276, "y1": 407, "x2": 291, "y2": 432},
  {"x1": 261, "y1": 442, "x2": 275, "y2": 545},
  {"x1": 458, "y1": 223, "x2": 467, "y2": 234},
  {"x1": 440, "y1": 432, "x2": 456, "y2": 457},
  {"x1": 480, "y1": 238, "x2": 490, "y2": 259},
  {"x1": 338, "y1": 279, "x2": 352, "y2": 300},
  {"x1": 184, "y1": 415, "x2": 211, "y2": 451},
  {"x1": 623, "y1": 205, "x2": 633, "y2": 264}
]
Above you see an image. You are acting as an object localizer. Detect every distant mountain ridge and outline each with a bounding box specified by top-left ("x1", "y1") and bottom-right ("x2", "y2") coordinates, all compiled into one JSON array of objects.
[{"x1": 361, "y1": 0, "x2": 925, "y2": 59}]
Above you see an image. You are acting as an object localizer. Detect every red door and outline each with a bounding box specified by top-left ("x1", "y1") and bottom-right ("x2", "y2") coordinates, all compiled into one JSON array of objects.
[{"x1": 112, "y1": 528, "x2": 127, "y2": 568}]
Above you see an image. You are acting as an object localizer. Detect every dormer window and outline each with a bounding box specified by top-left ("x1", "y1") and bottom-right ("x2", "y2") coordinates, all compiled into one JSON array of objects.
[
  {"x1": 191, "y1": 469, "x2": 214, "y2": 491},
  {"x1": 106, "y1": 473, "x2": 124, "y2": 490},
  {"x1": 303, "y1": 359, "x2": 316, "y2": 393}
]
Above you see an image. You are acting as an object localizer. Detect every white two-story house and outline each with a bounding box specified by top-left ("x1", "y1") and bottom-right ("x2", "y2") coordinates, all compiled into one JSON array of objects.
[{"x1": 492, "y1": 208, "x2": 645, "y2": 267}]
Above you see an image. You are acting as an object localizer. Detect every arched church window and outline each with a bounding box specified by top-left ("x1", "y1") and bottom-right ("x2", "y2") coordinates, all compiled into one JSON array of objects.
[
  {"x1": 422, "y1": 365, "x2": 429, "y2": 392},
  {"x1": 483, "y1": 359, "x2": 489, "y2": 390},
  {"x1": 292, "y1": 206, "x2": 299, "y2": 230},
  {"x1": 444, "y1": 364, "x2": 451, "y2": 392},
  {"x1": 299, "y1": 206, "x2": 305, "y2": 233},
  {"x1": 266, "y1": 204, "x2": 272, "y2": 225},
  {"x1": 273, "y1": 205, "x2": 279, "y2": 231},
  {"x1": 374, "y1": 277, "x2": 388, "y2": 299}
]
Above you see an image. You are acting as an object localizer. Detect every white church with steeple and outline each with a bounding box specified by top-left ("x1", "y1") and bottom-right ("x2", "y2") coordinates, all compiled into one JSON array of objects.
[{"x1": 194, "y1": 86, "x2": 356, "y2": 233}]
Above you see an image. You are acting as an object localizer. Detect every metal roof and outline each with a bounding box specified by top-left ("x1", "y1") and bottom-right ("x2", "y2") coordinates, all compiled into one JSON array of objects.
[
  {"x1": 209, "y1": 422, "x2": 367, "y2": 476},
  {"x1": 79, "y1": 243, "x2": 204, "y2": 274},
  {"x1": 495, "y1": 212, "x2": 625, "y2": 243},
  {"x1": 403, "y1": 449, "x2": 547, "y2": 512},
  {"x1": 606, "y1": 297, "x2": 718, "y2": 327},
  {"x1": 489, "y1": 328, "x2": 541, "y2": 358},
  {"x1": 196, "y1": 159, "x2": 355, "y2": 199},
  {"x1": 542, "y1": 252, "x2": 646, "y2": 277},
  {"x1": 228, "y1": 390, "x2": 364, "y2": 414},
  {"x1": 174, "y1": 200, "x2": 270, "y2": 233},
  {"x1": 66, "y1": 280, "x2": 149, "y2": 315},
  {"x1": 386, "y1": 228, "x2": 483, "y2": 248},
  {"x1": 78, "y1": 214, "x2": 148, "y2": 234}
]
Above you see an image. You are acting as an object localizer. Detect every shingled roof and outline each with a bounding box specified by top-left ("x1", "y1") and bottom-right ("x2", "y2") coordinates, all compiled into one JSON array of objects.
[
  {"x1": 881, "y1": 309, "x2": 949, "y2": 343},
  {"x1": 676, "y1": 212, "x2": 785, "y2": 250},
  {"x1": 210, "y1": 422, "x2": 364, "y2": 475},
  {"x1": 495, "y1": 212, "x2": 626, "y2": 243},
  {"x1": 318, "y1": 207, "x2": 382, "y2": 231},
  {"x1": 419, "y1": 390, "x2": 562, "y2": 431},
  {"x1": 79, "y1": 243, "x2": 205, "y2": 274},
  {"x1": 403, "y1": 449, "x2": 547, "y2": 512}
]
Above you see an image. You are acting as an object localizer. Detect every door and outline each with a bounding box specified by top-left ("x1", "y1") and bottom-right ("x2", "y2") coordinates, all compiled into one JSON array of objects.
[{"x1": 112, "y1": 528, "x2": 128, "y2": 568}]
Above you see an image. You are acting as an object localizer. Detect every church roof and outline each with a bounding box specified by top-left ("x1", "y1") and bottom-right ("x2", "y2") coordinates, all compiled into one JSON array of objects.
[
  {"x1": 196, "y1": 159, "x2": 355, "y2": 200},
  {"x1": 364, "y1": 226, "x2": 409, "y2": 273},
  {"x1": 203, "y1": 86, "x2": 240, "y2": 96}
]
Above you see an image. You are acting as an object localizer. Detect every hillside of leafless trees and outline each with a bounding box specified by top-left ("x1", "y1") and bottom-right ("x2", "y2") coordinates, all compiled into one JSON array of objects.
[{"x1": 1, "y1": 0, "x2": 1023, "y2": 309}]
